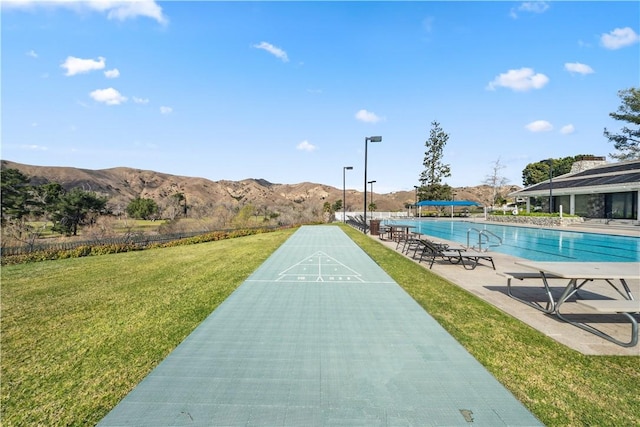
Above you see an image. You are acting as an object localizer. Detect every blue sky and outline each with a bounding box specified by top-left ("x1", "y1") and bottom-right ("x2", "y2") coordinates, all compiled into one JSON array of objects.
[{"x1": 2, "y1": 1, "x2": 639, "y2": 193}]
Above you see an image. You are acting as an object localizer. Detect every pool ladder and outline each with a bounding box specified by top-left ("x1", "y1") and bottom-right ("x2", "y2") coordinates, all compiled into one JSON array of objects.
[{"x1": 467, "y1": 228, "x2": 502, "y2": 252}]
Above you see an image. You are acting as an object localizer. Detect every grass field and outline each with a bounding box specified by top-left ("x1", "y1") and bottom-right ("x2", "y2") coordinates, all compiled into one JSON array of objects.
[
  {"x1": 2, "y1": 224, "x2": 639, "y2": 426},
  {"x1": 1, "y1": 229, "x2": 295, "y2": 426}
]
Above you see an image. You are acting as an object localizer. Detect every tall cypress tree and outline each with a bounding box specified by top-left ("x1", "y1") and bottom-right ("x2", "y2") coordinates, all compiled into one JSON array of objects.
[{"x1": 418, "y1": 121, "x2": 452, "y2": 201}]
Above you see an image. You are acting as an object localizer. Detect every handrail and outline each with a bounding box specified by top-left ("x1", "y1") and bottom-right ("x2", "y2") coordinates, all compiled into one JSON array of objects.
[{"x1": 467, "y1": 228, "x2": 502, "y2": 252}]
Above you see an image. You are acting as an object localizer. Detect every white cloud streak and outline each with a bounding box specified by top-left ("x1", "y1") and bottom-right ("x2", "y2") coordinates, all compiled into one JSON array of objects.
[
  {"x1": 133, "y1": 97, "x2": 149, "y2": 104},
  {"x1": 89, "y1": 87, "x2": 127, "y2": 105},
  {"x1": 487, "y1": 67, "x2": 549, "y2": 91},
  {"x1": 104, "y1": 68, "x2": 120, "y2": 78},
  {"x1": 560, "y1": 124, "x2": 575, "y2": 135},
  {"x1": 26, "y1": 49, "x2": 38, "y2": 58},
  {"x1": 564, "y1": 62, "x2": 594, "y2": 75},
  {"x1": 600, "y1": 27, "x2": 640, "y2": 50},
  {"x1": 355, "y1": 109, "x2": 383, "y2": 123},
  {"x1": 61, "y1": 56, "x2": 105, "y2": 76},
  {"x1": 20, "y1": 144, "x2": 48, "y2": 151},
  {"x1": 510, "y1": 1, "x2": 550, "y2": 19},
  {"x1": 253, "y1": 41, "x2": 289, "y2": 62},
  {"x1": 160, "y1": 106, "x2": 173, "y2": 114},
  {"x1": 3, "y1": 0, "x2": 167, "y2": 24},
  {"x1": 525, "y1": 120, "x2": 553, "y2": 132},
  {"x1": 296, "y1": 140, "x2": 317, "y2": 152}
]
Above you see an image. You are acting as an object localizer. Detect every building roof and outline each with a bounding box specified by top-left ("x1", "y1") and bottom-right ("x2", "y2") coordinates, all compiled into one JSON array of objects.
[{"x1": 511, "y1": 159, "x2": 640, "y2": 197}]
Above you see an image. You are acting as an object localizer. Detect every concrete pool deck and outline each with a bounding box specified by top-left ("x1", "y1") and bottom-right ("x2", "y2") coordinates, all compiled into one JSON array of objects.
[{"x1": 375, "y1": 219, "x2": 639, "y2": 356}]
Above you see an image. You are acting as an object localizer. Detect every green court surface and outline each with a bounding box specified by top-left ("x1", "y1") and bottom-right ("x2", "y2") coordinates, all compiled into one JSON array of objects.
[{"x1": 99, "y1": 225, "x2": 541, "y2": 426}]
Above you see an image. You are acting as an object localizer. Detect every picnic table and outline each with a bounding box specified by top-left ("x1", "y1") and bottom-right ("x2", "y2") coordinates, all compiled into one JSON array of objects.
[
  {"x1": 510, "y1": 261, "x2": 640, "y2": 347},
  {"x1": 382, "y1": 224, "x2": 416, "y2": 241}
]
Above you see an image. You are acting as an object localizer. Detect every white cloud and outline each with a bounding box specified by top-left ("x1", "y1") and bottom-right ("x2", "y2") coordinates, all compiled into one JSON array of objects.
[
  {"x1": 134, "y1": 140, "x2": 158, "y2": 149},
  {"x1": 103, "y1": 0, "x2": 167, "y2": 25},
  {"x1": 133, "y1": 97, "x2": 149, "y2": 104},
  {"x1": 560, "y1": 124, "x2": 575, "y2": 135},
  {"x1": 20, "y1": 144, "x2": 48, "y2": 151},
  {"x1": 510, "y1": 1, "x2": 550, "y2": 19},
  {"x1": 61, "y1": 56, "x2": 105, "y2": 76},
  {"x1": 422, "y1": 16, "x2": 434, "y2": 33},
  {"x1": 525, "y1": 120, "x2": 553, "y2": 132},
  {"x1": 104, "y1": 68, "x2": 120, "y2": 78},
  {"x1": 601, "y1": 27, "x2": 640, "y2": 50},
  {"x1": 577, "y1": 40, "x2": 591, "y2": 49},
  {"x1": 89, "y1": 87, "x2": 127, "y2": 105},
  {"x1": 296, "y1": 140, "x2": 317, "y2": 152},
  {"x1": 487, "y1": 67, "x2": 549, "y2": 91},
  {"x1": 3, "y1": 0, "x2": 167, "y2": 25},
  {"x1": 253, "y1": 41, "x2": 289, "y2": 62},
  {"x1": 564, "y1": 62, "x2": 594, "y2": 75},
  {"x1": 355, "y1": 109, "x2": 383, "y2": 123},
  {"x1": 26, "y1": 49, "x2": 38, "y2": 58},
  {"x1": 160, "y1": 106, "x2": 173, "y2": 114}
]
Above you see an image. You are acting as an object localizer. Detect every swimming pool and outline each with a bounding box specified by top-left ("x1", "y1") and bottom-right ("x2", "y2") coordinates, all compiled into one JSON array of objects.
[{"x1": 385, "y1": 220, "x2": 640, "y2": 262}]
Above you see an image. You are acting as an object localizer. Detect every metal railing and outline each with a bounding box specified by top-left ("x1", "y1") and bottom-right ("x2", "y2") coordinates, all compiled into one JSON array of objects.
[{"x1": 466, "y1": 227, "x2": 502, "y2": 252}]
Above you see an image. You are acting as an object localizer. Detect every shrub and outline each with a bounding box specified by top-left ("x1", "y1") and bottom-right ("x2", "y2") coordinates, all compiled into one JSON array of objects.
[{"x1": 1, "y1": 226, "x2": 294, "y2": 265}]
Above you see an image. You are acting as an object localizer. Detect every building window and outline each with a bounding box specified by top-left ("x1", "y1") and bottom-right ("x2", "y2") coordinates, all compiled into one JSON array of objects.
[{"x1": 605, "y1": 192, "x2": 637, "y2": 220}]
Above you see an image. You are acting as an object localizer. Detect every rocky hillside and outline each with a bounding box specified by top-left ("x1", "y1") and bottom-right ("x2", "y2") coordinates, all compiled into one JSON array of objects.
[{"x1": 1, "y1": 160, "x2": 520, "y2": 215}]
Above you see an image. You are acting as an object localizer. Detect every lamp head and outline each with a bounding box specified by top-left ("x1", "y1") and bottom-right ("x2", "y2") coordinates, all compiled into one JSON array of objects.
[
  {"x1": 345, "y1": 166, "x2": 353, "y2": 170},
  {"x1": 366, "y1": 136, "x2": 382, "y2": 143}
]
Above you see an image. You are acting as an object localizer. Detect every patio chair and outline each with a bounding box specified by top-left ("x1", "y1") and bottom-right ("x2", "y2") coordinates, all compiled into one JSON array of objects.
[{"x1": 416, "y1": 239, "x2": 495, "y2": 270}]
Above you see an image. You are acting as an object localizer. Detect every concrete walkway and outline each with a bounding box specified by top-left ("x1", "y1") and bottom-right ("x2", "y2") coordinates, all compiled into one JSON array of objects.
[
  {"x1": 375, "y1": 223, "x2": 639, "y2": 356},
  {"x1": 99, "y1": 226, "x2": 542, "y2": 426}
]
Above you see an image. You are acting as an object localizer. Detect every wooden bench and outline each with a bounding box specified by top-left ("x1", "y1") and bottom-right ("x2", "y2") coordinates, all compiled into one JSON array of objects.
[{"x1": 567, "y1": 300, "x2": 640, "y2": 347}]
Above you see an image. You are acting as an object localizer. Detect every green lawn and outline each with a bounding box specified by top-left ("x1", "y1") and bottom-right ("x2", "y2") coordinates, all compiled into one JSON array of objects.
[
  {"x1": 2, "y1": 224, "x2": 638, "y2": 426},
  {"x1": 1, "y1": 229, "x2": 295, "y2": 426}
]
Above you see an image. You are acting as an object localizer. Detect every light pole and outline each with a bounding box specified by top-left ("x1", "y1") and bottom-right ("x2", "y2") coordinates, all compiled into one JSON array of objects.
[
  {"x1": 547, "y1": 159, "x2": 554, "y2": 214},
  {"x1": 414, "y1": 185, "x2": 419, "y2": 217},
  {"x1": 343, "y1": 166, "x2": 353, "y2": 223},
  {"x1": 367, "y1": 180, "x2": 376, "y2": 219},
  {"x1": 363, "y1": 136, "x2": 382, "y2": 233}
]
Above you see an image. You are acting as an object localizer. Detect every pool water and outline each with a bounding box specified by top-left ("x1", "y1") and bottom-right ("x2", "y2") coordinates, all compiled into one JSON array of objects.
[{"x1": 386, "y1": 220, "x2": 640, "y2": 262}]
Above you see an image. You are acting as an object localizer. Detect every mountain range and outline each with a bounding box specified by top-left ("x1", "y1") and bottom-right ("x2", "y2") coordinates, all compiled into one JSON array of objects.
[{"x1": 1, "y1": 160, "x2": 521, "y2": 216}]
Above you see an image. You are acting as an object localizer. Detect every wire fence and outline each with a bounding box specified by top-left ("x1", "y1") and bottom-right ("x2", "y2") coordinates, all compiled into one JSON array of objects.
[{"x1": 0, "y1": 228, "x2": 256, "y2": 257}]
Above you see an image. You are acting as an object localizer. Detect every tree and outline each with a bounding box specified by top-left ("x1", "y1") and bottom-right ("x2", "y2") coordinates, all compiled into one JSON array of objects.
[
  {"x1": 232, "y1": 204, "x2": 254, "y2": 227},
  {"x1": 126, "y1": 197, "x2": 159, "y2": 220},
  {"x1": 50, "y1": 188, "x2": 108, "y2": 236},
  {"x1": 604, "y1": 87, "x2": 640, "y2": 160},
  {"x1": 1, "y1": 168, "x2": 32, "y2": 224},
  {"x1": 417, "y1": 121, "x2": 452, "y2": 201},
  {"x1": 483, "y1": 158, "x2": 510, "y2": 207},
  {"x1": 522, "y1": 155, "x2": 595, "y2": 187},
  {"x1": 31, "y1": 182, "x2": 65, "y2": 220}
]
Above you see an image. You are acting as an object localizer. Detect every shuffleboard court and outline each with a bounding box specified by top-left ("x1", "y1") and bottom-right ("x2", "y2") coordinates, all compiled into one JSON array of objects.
[{"x1": 99, "y1": 225, "x2": 541, "y2": 426}]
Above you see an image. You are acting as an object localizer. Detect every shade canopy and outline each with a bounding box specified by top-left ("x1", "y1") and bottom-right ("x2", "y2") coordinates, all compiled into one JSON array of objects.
[{"x1": 416, "y1": 200, "x2": 481, "y2": 207}]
